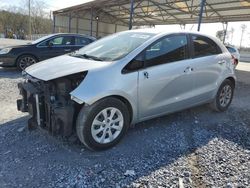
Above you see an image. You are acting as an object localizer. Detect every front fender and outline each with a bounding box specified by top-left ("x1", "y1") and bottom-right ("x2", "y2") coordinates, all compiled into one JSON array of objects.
[{"x1": 70, "y1": 67, "x2": 139, "y2": 123}]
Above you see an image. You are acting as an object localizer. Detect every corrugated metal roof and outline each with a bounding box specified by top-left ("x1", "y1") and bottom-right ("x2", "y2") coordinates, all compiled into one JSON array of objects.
[{"x1": 53, "y1": 0, "x2": 250, "y2": 26}]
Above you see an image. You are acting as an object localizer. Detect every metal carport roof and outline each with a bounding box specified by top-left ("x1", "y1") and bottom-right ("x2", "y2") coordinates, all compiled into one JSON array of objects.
[{"x1": 53, "y1": 0, "x2": 250, "y2": 29}]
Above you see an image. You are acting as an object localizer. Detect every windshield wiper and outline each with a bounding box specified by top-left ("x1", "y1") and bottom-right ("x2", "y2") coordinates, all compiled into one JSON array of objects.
[{"x1": 70, "y1": 53, "x2": 104, "y2": 61}]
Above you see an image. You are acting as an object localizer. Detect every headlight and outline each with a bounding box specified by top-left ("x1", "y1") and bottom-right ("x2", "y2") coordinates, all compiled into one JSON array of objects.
[{"x1": 0, "y1": 48, "x2": 12, "y2": 55}]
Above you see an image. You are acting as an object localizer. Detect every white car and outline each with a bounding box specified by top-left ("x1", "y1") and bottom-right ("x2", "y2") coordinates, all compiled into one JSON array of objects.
[{"x1": 17, "y1": 30, "x2": 236, "y2": 150}]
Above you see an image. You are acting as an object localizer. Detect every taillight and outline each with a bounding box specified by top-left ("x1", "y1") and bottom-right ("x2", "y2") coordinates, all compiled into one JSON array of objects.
[{"x1": 231, "y1": 55, "x2": 238, "y2": 66}]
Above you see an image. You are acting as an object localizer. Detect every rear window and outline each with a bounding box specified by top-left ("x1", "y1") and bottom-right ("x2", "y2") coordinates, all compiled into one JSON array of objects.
[
  {"x1": 75, "y1": 37, "x2": 91, "y2": 46},
  {"x1": 192, "y1": 35, "x2": 221, "y2": 58}
]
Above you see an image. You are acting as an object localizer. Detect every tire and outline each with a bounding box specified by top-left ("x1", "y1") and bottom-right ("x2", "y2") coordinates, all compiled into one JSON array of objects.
[
  {"x1": 76, "y1": 97, "x2": 130, "y2": 151},
  {"x1": 210, "y1": 79, "x2": 234, "y2": 112},
  {"x1": 16, "y1": 55, "x2": 37, "y2": 71}
]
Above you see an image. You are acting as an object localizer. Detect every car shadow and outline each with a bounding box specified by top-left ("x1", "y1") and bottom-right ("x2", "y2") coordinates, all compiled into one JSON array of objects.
[{"x1": 0, "y1": 67, "x2": 21, "y2": 79}]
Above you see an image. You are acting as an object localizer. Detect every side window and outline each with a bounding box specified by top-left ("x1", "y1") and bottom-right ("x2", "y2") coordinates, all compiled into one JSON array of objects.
[
  {"x1": 192, "y1": 35, "x2": 221, "y2": 58},
  {"x1": 38, "y1": 36, "x2": 74, "y2": 47},
  {"x1": 75, "y1": 37, "x2": 90, "y2": 46},
  {"x1": 145, "y1": 35, "x2": 188, "y2": 67},
  {"x1": 48, "y1": 36, "x2": 74, "y2": 46}
]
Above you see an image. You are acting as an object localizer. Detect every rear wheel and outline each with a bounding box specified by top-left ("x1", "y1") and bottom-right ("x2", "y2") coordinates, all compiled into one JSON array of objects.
[
  {"x1": 76, "y1": 97, "x2": 130, "y2": 150},
  {"x1": 16, "y1": 55, "x2": 37, "y2": 70},
  {"x1": 210, "y1": 79, "x2": 234, "y2": 112}
]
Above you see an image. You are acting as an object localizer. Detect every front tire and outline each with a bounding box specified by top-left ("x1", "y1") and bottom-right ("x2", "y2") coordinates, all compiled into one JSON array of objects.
[
  {"x1": 210, "y1": 79, "x2": 234, "y2": 112},
  {"x1": 76, "y1": 97, "x2": 130, "y2": 150},
  {"x1": 16, "y1": 55, "x2": 37, "y2": 71}
]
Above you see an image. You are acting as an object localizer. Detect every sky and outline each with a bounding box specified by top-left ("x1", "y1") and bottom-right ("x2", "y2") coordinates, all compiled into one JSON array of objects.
[
  {"x1": 0, "y1": 0, "x2": 92, "y2": 11},
  {"x1": 0, "y1": 0, "x2": 250, "y2": 47}
]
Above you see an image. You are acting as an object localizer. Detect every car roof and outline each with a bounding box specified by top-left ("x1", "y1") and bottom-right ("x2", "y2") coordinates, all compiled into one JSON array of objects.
[
  {"x1": 122, "y1": 28, "x2": 228, "y2": 53},
  {"x1": 124, "y1": 28, "x2": 218, "y2": 39}
]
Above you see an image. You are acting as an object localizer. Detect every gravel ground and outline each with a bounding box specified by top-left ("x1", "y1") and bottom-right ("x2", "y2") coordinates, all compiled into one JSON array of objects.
[{"x1": 0, "y1": 64, "x2": 249, "y2": 188}]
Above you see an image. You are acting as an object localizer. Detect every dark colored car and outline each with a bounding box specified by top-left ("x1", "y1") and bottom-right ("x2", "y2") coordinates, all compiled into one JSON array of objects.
[{"x1": 0, "y1": 33, "x2": 96, "y2": 70}]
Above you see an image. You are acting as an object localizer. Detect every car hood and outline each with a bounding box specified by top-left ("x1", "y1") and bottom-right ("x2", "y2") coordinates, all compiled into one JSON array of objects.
[
  {"x1": 6, "y1": 44, "x2": 33, "y2": 49},
  {"x1": 25, "y1": 55, "x2": 112, "y2": 81}
]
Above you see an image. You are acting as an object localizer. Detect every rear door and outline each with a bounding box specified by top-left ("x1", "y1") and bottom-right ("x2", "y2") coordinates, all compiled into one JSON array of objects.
[
  {"x1": 189, "y1": 34, "x2": 226, "y2": 102},
  {"x1": 73, "y1": 36, "x2": 93, "y2": 51},
  {"x1": 138, "y1": 34, "x2": 197, "y2": 120}
]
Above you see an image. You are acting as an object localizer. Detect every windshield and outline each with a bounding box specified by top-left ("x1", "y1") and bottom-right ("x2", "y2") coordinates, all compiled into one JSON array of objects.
[
  {"x1": 72, "y1": 32, "x2": 156, "y2": 61},
  {"x1": 30, "y1": 34, "x2": 56, "y2": 44}
]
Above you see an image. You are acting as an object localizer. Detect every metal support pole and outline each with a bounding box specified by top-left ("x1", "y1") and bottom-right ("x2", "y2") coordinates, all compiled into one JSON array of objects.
[
  {"x1": 53, "y1": 15, "x2": 56, "y2": 33},
  {"x1": 68, "y1": 13, "x2": 71, "y2": 33},
  {"x1": 115, "y1": 24, "x2": 117, "y2": 33},
  {"x1": 197, "y1": 0, "x2": 206, "y2": 31},
  {"x1": 90, "y1": 8, "x2": 93, "y2": 36},
  {"x1": 76, "y1": 17, "x2": 79, "y2": 34},
  {"x1": 223, "y1": 22, "x2": 228, "y2": 44},
  {"x1": 96, "y1": 20, "x2": 99, "y2": 38},
  {"x1": 28, "y1": 0, "x2": 31, "y2": 40},
  {"x1": 129, "y1": 0, "x2": 134, "y2": 30}
]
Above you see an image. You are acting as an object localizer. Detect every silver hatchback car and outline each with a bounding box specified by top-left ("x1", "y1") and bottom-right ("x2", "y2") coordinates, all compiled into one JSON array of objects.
[{"x1": 17, "y1": 29, "x2": 236, "y2": 150}]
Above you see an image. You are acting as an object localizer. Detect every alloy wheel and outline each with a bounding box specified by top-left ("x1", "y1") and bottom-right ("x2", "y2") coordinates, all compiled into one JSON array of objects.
[
  {"x1": 91, "y1": 107, "x2": 124, "y2": 144},
  {"x1": 219, "y1": 85, "x2": 232, "y2": 107},
  {"x1": 19, "y1": 56, "x2": 36, "y2": 70}
]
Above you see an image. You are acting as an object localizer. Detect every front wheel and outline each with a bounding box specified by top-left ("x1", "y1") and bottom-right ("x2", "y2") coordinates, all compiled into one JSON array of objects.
[
  {"x1": 76, "y1": 98, "x2": 130, "y2": 150},
  {"x1": 210, "y1": 79, "x2": 234, "y2": 112},
  {"x1": 16, "y1": 55, "x2": 37, "y2": 70}
]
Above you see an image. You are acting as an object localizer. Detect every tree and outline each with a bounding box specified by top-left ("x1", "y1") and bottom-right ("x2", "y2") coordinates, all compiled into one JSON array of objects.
[
  {"x1": 216, "y1": 30, "x2": 225, "y2": 42},
  {"x1": 240, "y1": 24, "x2": 247, "y2": 49},
  {"x1": 0, "y1": 0, "x2": 52, "y2": 39},
  {"x1": 230, "y1": 27, "x2": 235, "y2": 44}
]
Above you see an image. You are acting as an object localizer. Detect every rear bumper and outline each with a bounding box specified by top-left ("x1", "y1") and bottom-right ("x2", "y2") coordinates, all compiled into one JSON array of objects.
[{"x1": 17, "y1": 81, "x2": 75, "y2": 136}]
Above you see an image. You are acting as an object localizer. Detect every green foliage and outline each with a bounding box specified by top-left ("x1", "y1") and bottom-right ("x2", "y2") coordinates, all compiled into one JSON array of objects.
[{"x1": 0, "y1": 10, "x2": 52, "y2": 39}]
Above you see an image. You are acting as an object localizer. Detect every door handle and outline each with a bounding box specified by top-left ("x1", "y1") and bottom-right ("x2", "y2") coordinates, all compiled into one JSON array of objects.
[
  {"x1": 143, "y1": 71, "x2": 149, "y2": 79},
  {"x1": 64, "y1": 49, "x2": 71, "y2": 52},
  {"x1": 218, "y1": 60, "x2": 226, "y2": 65},
  {"x1": 184, "y1": 67, "x2": 193, "y2": 73}
]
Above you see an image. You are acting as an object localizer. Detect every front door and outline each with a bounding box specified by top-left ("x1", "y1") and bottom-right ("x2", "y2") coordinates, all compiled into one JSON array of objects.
[
  {"x1": 38, "y1": 36, "x2": 75, "y2": 61},
  {"x1": 138, "y1": 34, "x2": 196, "y2": 120}
]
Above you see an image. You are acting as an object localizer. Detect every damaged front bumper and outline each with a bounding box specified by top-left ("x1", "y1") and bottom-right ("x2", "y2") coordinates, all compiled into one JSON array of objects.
[{"x1": 17, "y1": 77, "x2": 78, "y2": 136}]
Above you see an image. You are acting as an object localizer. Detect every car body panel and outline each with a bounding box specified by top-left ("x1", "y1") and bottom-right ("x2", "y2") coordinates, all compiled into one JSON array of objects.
[
  {"x1": 70, "y1": 62, "x2": 139, "y2": 123},
  {"x1": 138, "y1": 58, "x2": 196, "y2": 119}
]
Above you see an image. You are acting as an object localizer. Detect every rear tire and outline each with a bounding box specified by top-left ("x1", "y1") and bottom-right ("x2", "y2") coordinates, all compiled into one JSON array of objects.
[
  {"x1": 210, "y1": 79, "x2": 234, "y2": 112},
  {"x1": 76, "y1": 97, "x2": 130, "y2": 151},
  {"x1": 16, "y1": 55, "x2": 37, "y2": 71}
]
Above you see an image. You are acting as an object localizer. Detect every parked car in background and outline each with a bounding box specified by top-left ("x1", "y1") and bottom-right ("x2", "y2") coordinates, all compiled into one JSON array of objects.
[
  {"x1": 0, "y1": 33, "x2": 96, "y2": 70},
  {"x1": 226, "y1": 45, "x2": 240, "y2": 68},
  {"x1": 17, "y1": 30, "x2": 236, "y2": 150}
]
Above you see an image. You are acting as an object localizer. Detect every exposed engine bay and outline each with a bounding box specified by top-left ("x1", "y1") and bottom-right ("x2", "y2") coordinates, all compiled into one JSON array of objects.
[{"x1": 17, "y1": 72, "x2": 87, "y2": 136}]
